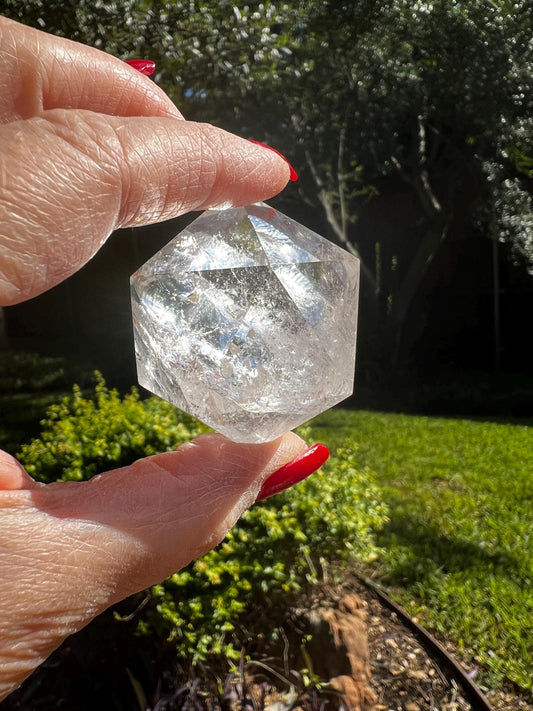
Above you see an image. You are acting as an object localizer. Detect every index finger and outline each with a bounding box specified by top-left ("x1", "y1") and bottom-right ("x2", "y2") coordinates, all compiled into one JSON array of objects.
[{"x1": 0, "y1": 16, "x2": 183, "y2": 123}]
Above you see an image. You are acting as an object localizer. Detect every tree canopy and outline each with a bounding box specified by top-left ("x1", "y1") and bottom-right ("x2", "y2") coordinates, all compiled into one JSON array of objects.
[{"x1": 3, "y1": 0, "x2": 532, "y2": 371}]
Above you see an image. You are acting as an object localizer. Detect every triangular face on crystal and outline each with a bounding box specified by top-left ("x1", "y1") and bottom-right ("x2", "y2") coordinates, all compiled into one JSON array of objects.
[
  {"x1": 137, "y1": 209, "x2": 270, "y2": 276},
  {"x1": 131, "y1": 203, "x2": 360, "y2": 443},
  {"x1": 250, "y1": 215, "x2": 320, "y2": 265},
  {"x1": 249, "y1": 204, "x2": 350, "y2": 264},
  {"x1": 184, "y1": 210, "x2": 270, "y2": 271}
]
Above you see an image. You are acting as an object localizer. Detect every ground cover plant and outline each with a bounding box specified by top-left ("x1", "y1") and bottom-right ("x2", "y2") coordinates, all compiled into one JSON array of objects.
[{"x1": 310, "y1": 409, "x2": 533, "y2": 692}]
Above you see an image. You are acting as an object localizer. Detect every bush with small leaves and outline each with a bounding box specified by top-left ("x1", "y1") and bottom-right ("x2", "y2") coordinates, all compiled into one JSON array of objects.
[{"x1": 18, "y1": 373, "x2": 208, "y2": 482}]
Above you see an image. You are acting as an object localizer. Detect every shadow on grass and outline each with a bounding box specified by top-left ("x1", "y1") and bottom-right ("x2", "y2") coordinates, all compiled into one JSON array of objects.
[{"x1": 376, "y1": 508, "x2": 522, "y2": 588}]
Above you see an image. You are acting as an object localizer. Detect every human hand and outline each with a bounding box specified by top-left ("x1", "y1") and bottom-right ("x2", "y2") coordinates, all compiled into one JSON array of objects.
[
  {"x1": 0, "y1": 17, "x2": 327, "y2": 699},
  {"x1": 0, "y1": 15, "x2": 294, "y2": 306}
]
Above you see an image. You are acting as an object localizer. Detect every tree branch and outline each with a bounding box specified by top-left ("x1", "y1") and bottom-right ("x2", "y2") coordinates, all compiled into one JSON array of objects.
[
  {"x1": 338, "y1": 116, "x2": 348, "y2": 239},
  {"x1": 303, "y1": 147, "x2": 359, "y2": 257},
  {"x1": 391, "y1": 154, "x2": 411, "y2": 184},
  {"x1": 415, "y1": 115, "x2": 442, "y2": 215},
  {"x1": 392, "y1": 116, "x2": 443, "y2": 219}
]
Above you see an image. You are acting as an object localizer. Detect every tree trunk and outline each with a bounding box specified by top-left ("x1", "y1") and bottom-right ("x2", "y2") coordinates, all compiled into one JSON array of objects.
[
  {"x1": 384, "y1": 117, "x2": 455, "y2": 366},
  {"x1": 384, "y1": 218, "x2": 449, "y2": 364}
]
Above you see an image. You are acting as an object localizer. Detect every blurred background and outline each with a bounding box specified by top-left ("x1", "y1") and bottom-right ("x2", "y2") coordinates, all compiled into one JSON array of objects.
[
  {"x1": 1, "y1": 0, "x2": 532, "y2": 418},
  {"x1": 1, "y1": 4, "x2": 533, "y2": 709}
]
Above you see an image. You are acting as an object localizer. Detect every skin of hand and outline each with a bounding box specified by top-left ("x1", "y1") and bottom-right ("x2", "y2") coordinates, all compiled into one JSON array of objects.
[{"x1": 0, "y1": 16, "x2": 306, "y2": 699}]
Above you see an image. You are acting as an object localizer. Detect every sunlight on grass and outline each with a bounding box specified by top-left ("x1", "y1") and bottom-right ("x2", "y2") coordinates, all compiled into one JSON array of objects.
[{"x1": 309, "y1": 409, "x2": 533, "y2": 691}]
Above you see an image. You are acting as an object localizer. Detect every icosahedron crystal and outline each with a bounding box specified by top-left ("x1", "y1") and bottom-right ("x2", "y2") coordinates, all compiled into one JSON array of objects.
[{"x1": 130, "y1": 202, "x2": 360, "y2": 443}]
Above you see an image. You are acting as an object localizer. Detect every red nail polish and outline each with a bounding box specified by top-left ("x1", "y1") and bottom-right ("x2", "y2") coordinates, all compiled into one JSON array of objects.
[
  {"x1": 125, "y1": 59, "x2": 156, "y2": 76},
  {"x1": 248, "y1": 140, "x2": 299, "y2": 181},
  {"x1": 256, "y1": 444, "x2": 329, "y2": 502}
]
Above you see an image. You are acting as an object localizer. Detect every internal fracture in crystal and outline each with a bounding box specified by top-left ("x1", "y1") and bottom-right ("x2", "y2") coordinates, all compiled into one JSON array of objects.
[{"x1": 131, "y1": 202, "x2": 360, "y2": 443}]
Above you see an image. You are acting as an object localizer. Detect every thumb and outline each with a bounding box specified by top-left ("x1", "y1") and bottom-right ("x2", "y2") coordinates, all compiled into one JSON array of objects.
[
  {"x1": 0, "y1": 109, "x2": 291, "y2": 305},
  {"x1": 0, "y1": 432, "x2": 305, "y2": 697}
]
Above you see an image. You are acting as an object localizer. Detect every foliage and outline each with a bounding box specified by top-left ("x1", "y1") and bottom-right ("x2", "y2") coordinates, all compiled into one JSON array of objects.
[
  {"x1": 0, "y1": 350, "x2": 68, "y2": 393},
  {"x1": 487, "y1": 168, "x2": 533, "y2": 273},
  {"x1": 16, "y1": 378, "x2": 388, "y2": 664},
  {"x1": 310, "y1": 408, "x2": 533, "y2": 691},
  {"x1": 18, "y1": 373, "x2": 207, "y2": 482},
  {"x1": 257, "y1": 0, "x2": 533, "y2": 358}
]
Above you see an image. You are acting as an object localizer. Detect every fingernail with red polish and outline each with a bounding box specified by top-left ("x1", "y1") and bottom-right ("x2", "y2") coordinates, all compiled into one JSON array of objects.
[
  {"x1": 256, "y1": 444, "x2": 329, "y2": 502},
  {"x1": 248, "y1": 140, "x2": 298, "y2": 182},
  {"x1": 125, "y1": 59, "x2": 156, "y2": 76}
]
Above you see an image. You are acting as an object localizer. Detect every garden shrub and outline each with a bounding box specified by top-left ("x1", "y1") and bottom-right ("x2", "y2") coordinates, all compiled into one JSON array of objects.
[
  {"x1": 18, "y1": 373, "x2": 208, "y2": 482},
  {"x1": 17, "y1": 377, "x2": 388, "y2": 662}
]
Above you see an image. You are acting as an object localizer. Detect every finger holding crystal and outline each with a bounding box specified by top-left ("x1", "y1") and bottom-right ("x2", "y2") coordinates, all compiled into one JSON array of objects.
[{"x1": 0, "y1": 113, "x2": 291, "y2": 306}]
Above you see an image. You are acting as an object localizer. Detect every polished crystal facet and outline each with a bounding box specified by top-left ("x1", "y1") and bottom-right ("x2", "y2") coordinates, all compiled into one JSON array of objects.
[{"x1": 131, "y1": 202, "x2": 360, "y2": 443}]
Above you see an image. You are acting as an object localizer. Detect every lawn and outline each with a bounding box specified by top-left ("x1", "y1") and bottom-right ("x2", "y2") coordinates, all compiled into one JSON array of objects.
[{"x1": 308, "y1": 409, "x2": 533, "y2": 691}]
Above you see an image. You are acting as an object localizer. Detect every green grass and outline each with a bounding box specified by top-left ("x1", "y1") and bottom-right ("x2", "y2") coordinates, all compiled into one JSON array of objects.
[{"x1": 308, "y1": 409, "x2": 533, "y2": 691}]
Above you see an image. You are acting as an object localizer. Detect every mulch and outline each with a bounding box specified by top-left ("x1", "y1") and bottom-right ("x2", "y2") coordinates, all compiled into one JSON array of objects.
[
  {"x1": 347, "y1": 576, "x2": 533, "y2": 711},
  {"x1": 244, "y1": 575, "x2": 533, "y2": 711}
]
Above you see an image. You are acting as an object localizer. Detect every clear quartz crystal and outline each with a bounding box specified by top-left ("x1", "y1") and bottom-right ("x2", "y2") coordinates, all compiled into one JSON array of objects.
[{"x1": 131, "y1": 202, "x2": 360, "y2": 443}]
